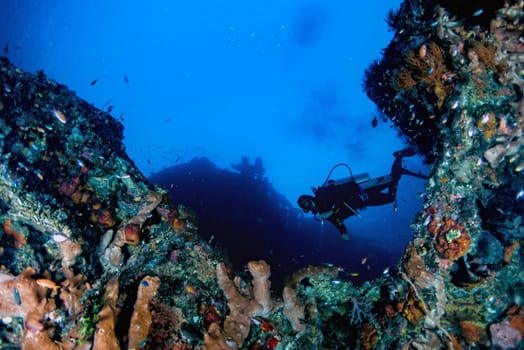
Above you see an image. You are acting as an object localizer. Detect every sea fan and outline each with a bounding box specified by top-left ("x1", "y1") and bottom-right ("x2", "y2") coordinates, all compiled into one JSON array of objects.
[{"x1": 348, "y1": 296, "x2": 374, "y2": 326}]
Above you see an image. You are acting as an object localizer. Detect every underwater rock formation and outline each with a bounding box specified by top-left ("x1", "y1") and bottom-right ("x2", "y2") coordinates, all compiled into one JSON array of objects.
[{"x1": 1, "y1": 1, "x2": 524, "y2": 349}]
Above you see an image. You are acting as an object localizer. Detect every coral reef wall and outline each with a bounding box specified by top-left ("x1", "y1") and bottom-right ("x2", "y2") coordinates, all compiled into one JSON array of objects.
[
  {"x1": 0, "y1": 0, "x2": 524, "y2": 349},
  {"x1": 361, "y1": 0, "x2": 524, "y2": 348},
  {"x1": 0, "y1": 56, "x2": 223, "y2": 349}
]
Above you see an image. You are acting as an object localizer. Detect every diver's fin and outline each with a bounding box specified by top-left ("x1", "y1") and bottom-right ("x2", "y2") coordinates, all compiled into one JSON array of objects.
[{"x1": 393, "y1": 148, "x2": 415, "y2": 158}]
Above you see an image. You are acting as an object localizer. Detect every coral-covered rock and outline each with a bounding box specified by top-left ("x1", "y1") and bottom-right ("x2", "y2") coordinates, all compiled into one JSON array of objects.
[
  {"x1": 427, "y1": 207, "x2": 472, "y2": 260},
  {"x1": 128, "y1": 276, "x2": 160, "y2": 350},
  {"x1": 460, "y1": 320, "x2": 488, "y2": 345},
  {"x1": 124, "y1": 223, "x2": 141, "y2": 245},
  {"x1": 2, "y1": 219, "x2": 26, "y2": 248},
  {"x1": 359, "y1": 323, "x2": 378, "y2": 350},
  {"x1": 206, "y1": 262, "x2": 263, "y2": 349},
  {"x1": 247, "y1": 260, "x2": 273, "y2": 315},
  {"x1": 402, "y1": 244, "x2": 434, "y2": 288},
  {"x1": 92, "y1": 277, "x2": 120, "y2": 350},
  {"x1": 489, "y1": 320, "x2": 522, "y2": 349}
]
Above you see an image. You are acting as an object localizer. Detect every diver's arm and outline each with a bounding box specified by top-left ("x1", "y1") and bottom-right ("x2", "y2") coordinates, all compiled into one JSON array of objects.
[
  {"x1": 320, "y1": 210, "x2": 334, "y2": 220},
  {"x1": 401, "y1": 168, "x2": 429, "y2": 180}
]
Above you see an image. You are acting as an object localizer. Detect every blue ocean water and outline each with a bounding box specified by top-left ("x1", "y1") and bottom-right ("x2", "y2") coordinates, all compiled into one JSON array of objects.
[{"x1": 1, "y1": 0, "x2": 428, "y2": 284}]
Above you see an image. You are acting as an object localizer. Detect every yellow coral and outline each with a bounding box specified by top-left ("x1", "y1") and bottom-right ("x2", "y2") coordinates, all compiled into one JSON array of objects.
[
  {"x1": 395, "y1": 68, "x2": 417, "y2": 90},
  {"x1": 394, "y1": 42, "x2": 453, "y2": 108}
]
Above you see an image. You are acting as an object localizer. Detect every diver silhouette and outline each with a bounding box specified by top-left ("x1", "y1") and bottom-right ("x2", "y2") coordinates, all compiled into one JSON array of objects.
[{"x1": 297, "y1": 148, "x2": 428, "y2": 239}]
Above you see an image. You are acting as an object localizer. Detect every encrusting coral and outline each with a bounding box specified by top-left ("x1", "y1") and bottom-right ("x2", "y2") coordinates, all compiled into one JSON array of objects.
[
  {"x1": 282, "y1": 285, "x2": 305, "y2": 333},
  {"x1": 127, "y1": 276, "x2": 160, "y2": 350},
  {"x1": 93, "y1": 277, "x2": 120, "y2": 350},
  {"x1": 426, "y1": 206, "x2": 472, "y2": 261},
  {"x1": 0, "y1": 268, "x2": 59, "y2": 349},
  {"x1": 395, "y1": 41, "x2": 454, "y2": 108},
  {"x1": 282, "y1": 265, "x2": 338, "y2": 333},
  {"x1": 204, "y1": 262, "x2": 263, "y2": 349},
  {"x1": 247, "y1": 260, "x2": 273, "y2": 315},
  {"x1": 101, "y1": 191, "x2": 163, "y2": 269},
  {"x1": 402, "y1": 244, "x2": 434, "y2": 289}
]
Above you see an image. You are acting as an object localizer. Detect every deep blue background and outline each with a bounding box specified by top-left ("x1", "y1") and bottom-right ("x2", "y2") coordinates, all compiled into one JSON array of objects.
[{"x1": 1, "y1": 1, "x2": 428, "y2": 284}]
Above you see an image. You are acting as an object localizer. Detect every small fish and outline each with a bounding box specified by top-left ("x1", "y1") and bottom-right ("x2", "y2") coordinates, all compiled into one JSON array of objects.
[
  {"x1": 52, "y1": 234, "x2": 69, "y2": 243},
  {"x1": 36, "y1": 278, "x2": 60, "y2": 292},
  {"x1": 418, "y1": 44, "x2": 427, "y2": 59},
  {"x1": 393, "y1": 201, "x2": 398, "y2": 212},
  {"x1": 185, "y1": 284, "x2": 197, "y2": 295},
  {"x1": 90, "y1": 78, "x2": 98, "y2": 86},
  {"x1": 52, "y1": 108, "x2": 67, "y2": 124},
  {"x1": 383, "y1": 267, "x2": 390, "y2": 276},
  {"x1": 515, "y1": 162, "x2": 524, "y2": 173},
  {"x1": 137, "y1": 338, "x2": 148, "y2": 349},
  {"x1": 360, "y1": 257, "x2": 368, "y2": 265},
  {"x1": 331, "y1": 279, "x2": 342, "y2": 285},
  {"x1": 472, "y1": 9, "x2": 484, "y2": 17},
  {"x1": 498, "y1": 116, "x2": 509, "y2": 135},
  {"x1": 516, "y1": 190, "x2": 524, "y2": 201},
  {"x1": 124, "y1": 75, "x2": 129, "y2": 84},
  {"x1": 371, "y1": 116, "x2": 378, "y2": 128},
  {"x1": 476, "y1": 157, "x2": 484, "y2": 167},
  {"x1": 13, "y1": 287, "x2": 21, "y2": 305},
  {"x1": 350, "y1": 272, "x2": 359, "y2": 277},
  {"x1": 25, "y1": 319, "x2": 44, "y2": 332},
  {"x1": 509, "y1": 154, "x2": 519, "y2": 164},
  {"x1": 140, "y1": 280, "x2": 149, "y2": 287}
]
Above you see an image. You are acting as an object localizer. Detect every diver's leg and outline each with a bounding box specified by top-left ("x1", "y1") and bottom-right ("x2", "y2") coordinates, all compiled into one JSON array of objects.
[
  {"x1": 387, "y1": 151, "x2": 409, "y2": 200},
  {"x1": 327, "y1": 217, "x2": 348, "y2": 238},
  {"x1": 363, "y1": 188, "x2": 396, "y2": 206},
  {"x1": 392, "y1": 148, "x2": 415, "y2": 158},
  {"x1": 366, "y1": 148, "x2": 420, "y2": 206}
]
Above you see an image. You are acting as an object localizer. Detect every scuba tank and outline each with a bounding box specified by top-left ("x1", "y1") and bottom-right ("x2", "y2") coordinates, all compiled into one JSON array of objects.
[{"x1": 329, "y1": 172, "x2": 371, "y2": 187}]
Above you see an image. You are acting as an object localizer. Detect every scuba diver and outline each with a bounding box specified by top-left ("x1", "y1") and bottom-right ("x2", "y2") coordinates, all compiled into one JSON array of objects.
[{"x1": 297, "y1": 148, "x2": 428, "y2": 239}]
